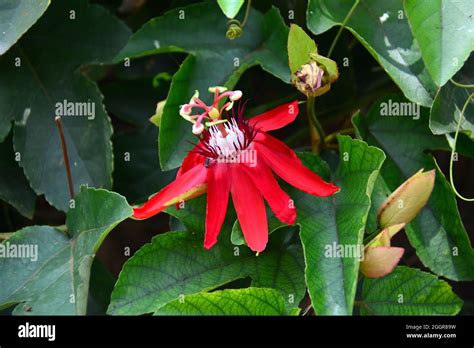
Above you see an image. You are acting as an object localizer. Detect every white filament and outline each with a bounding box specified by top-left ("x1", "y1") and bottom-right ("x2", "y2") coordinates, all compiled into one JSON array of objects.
[{"x1": 208, "y1": 119, "x2": 245, "y2": 158}]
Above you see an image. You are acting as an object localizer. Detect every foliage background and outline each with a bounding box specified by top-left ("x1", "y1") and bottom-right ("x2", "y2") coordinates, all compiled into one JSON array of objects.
[{"x1": 0, "y1": 0, "x2": 473, "y2": 315}]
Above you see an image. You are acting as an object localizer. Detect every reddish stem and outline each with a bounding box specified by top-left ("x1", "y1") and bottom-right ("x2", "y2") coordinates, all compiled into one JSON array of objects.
[{"x1": 54, "y1": 116, "x2": 75, "y2": 200}]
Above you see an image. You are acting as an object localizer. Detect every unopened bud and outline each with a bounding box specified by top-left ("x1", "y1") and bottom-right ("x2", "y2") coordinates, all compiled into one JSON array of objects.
[
  {"x1": 294, "y1": 61, "x2": 330, "y2": 97},
  {"x1": 378, "y1": 169, "x2": 435, "y2": 229},
  {"x1": 360, "y1": 223, "x2": 405, "y2": 278}
]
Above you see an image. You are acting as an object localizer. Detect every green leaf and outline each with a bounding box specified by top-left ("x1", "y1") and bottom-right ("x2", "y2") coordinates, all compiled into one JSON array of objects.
[
  {"x1": 107, "y1": 227, "x2": 305, "y2": 315},
  {"x1": 0, "y1": 0, "x2": 131, "y2": 210},
  {"x1": 361, "y1": 266, "x2": 463, "y2": 315},
  {"x1": 112, "y1": 126, "x2": 176, "y2": 204},
  {"x1": 288, "y1": 24, "x2": 317, "y2": 73},
  {"x1": 430, "y1": 81, "x2": 474, "y2": 139},
  {"x1": 353, "y1": 94, "x2": 474, "y2": 280},
  {"x1": 0, "y1": 0, "x2": 51, "y2": 140},
  {"x1": 0, "y1": 187, "x2": 132, "y2": 315},
  {"x1": 307, "y1": 0, "x2": 437, "y2": 106},
  {"x1": 0, "y1": 133, "x2": 36, "y2": 218},
  {"x1": 0, "y1": 0, "x2": 50, "y2": 56},
  {"x1": 115, "y1": 2, "x2": 290, "y2": 170},
  {"x1": 155, "y1": 288, "x2": 294, "y2": 316},
  {"x1": 404, "y1": 0, "x2": 474, "y2": 87},
  {"x1": 366, "y1": 175, "x2": 391, "y2": 234},
  {"x1": 293, "y1": 138, "x2": 385, "y2": 315},
  {"x1": 217, "y1": 0, "x2": 245, "y2": 19}
]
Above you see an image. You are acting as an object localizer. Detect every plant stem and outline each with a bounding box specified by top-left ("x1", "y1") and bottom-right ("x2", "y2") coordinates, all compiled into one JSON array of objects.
[
  {"x1": 55, "y1": 116, "x2": 75, "y2": 200},
  {"x1": 241, "y1": 0, "x2": 252, "y2": 27},
  {"x1": 449, "y1": 92, "x2": 474, "y2": 201},
  {"x1": 327, "y1": 0, "x2": 360, "y2": 58},
  {"x1": 450, "y1": 79, "x2": 474, "y2": 89},
  {"x1": 306, "y1": 96, "x2": 325, "y2": 153},
  {"x1": 324, "y1": 128, "x2": 355, "y2": 143}
]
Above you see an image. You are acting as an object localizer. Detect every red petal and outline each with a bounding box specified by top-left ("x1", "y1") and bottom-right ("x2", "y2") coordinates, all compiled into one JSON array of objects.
[
  {"x1": 243, "y1": 162, "x2": 296, "y2": 225},
  {"x1": 204, "y1": 164, "x2": 231, "y2": 249},
  {"x1": 248, "y1": 101, "x2": 299, "y2": 132},
  {"x1": 133, "y1": 164, "x2": 207, "y2": 220},
  {"x1": 176, "y1": 146, "x2": 206, "y2": 178},
  {"x1": 254, "y1": 132, "x2": 298, "y2": 160},
  {"x1": 256, "y1": 142, "x2": 339, "y2": 197},
  {"x1": 230, "y1": 165, "x2": 268, "y2": 252}
]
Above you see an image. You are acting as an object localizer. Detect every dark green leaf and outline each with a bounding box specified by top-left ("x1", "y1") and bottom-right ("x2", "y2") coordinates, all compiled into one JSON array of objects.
[
  {"x1": 102, "y1": 78, "x2": 162, "y2": 127},
  {"x1": 0, "y1": 0, "x2": 131, "y2": 210},
  {"x1": 115, "y1": 2, "x2": 290, "y2": 169},
  {"x1": 361, "y1": 266, "x2": 463, "y2": 315},
  {"x1": 0, "y1": 187, "x2": 132, "y2": 315},
  {"x1": 430, "y1": 81, "x2": 474, "y2": 139},
  {"x1": 307, "y1": 0, "x2": 437, "y2": 106},
  {"x1": 113, "y1": 126, "x2": 176, "y2": 204},
  {"x1": 155, "y1": 288, "x2": 294, "y2": 316},
  {"x1": 353, "y1": 94, "x2": 474, "y2": 280},
  {"x1": 0, "y1": 133, "x2": 35, "y2": 218},
  {"x1": 404, "y1": 0, "x2": 474, "y2": 87}
]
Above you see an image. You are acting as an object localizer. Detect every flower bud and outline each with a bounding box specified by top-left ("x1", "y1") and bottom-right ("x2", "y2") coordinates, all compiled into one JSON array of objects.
[
  {"x1": 360, "y1": 223, "x2": 405, "y2": 278},
  {"x1": 378, "y1": 169, "x2": 435, "y2": 229},
  {"x1": 294, "y1": 61, "x2": 332, "y2": 97}
]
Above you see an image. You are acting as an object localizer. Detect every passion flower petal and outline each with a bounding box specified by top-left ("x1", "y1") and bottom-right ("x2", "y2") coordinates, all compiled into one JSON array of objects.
[
  {"x1": 204, "y1": 164, "x2": 232, "y2": 249},
  {"x1": 243, "y1": 162, "x2": 296, "y2": 225},
  {"x1": 256, "y1": 141, "x2": 339, "y2": 197},
  {"x1": 248, "y1": 101, "x2": 299, "y2": 132},
  {"x1": 133, "y1": 164, "x2": 207, "y2": 220},
  {"x1": 230, "y1": 166, "x2": 268, "y2": 252}
]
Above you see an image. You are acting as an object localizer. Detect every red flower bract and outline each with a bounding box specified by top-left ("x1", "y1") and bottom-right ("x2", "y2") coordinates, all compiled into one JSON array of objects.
[{"x1": 133, "y1": 100, "x2": 339, "y2": 252}]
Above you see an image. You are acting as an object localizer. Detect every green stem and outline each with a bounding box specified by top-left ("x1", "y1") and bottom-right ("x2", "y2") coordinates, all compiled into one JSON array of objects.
[
  {"x1": 449, "y1": 92, "x2": 474, "y2": 201},
  {"x1": 327, "y1": 0, "x2": 360, "y2": 58},
  {"x1": 450, "y1": 79, "x2": 474, "y2": 89},
  {"x1": 307, "y1": 96, "x2": 326, "y2": 152}
]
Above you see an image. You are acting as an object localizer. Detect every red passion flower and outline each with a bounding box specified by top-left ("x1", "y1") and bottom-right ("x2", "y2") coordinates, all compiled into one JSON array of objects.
[{"x1": 133, "y1": 87, "x2": 339, "y2": 252}]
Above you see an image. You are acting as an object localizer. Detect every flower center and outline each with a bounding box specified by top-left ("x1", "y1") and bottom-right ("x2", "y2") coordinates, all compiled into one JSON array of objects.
[{"x1": 208, "y1": 118, "x2": 245, "y2": 158}]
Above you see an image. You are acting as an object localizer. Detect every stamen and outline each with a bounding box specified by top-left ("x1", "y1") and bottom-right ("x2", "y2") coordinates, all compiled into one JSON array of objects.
[{"x1": 180, "y1": 88, "x2": 245, "y2": 138}]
